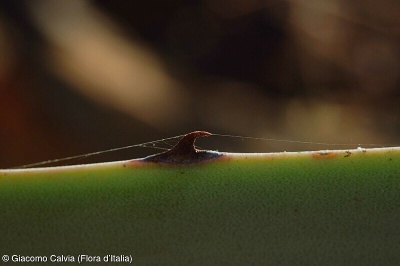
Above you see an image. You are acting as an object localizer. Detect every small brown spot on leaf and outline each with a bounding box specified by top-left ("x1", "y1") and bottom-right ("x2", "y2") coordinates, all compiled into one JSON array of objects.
[
  {"x1": 312, "y1": 151, "x2": 337, "y2": 159},
  {"x1": 344, "y1": 151, "x2": 352, "y2": 158}
]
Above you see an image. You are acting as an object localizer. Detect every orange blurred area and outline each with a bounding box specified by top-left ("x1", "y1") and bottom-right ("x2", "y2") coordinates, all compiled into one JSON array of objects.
[{"x1": 1, "y1": 0, "x2": 400, "y2": 168}]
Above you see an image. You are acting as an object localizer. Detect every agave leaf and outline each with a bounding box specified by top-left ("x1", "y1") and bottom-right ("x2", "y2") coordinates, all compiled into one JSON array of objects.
[{"x1": 1, "y1": 132, "x2": 400, "y2": 265}]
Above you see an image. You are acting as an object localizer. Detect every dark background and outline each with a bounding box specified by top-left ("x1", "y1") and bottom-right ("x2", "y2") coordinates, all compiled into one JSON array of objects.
[{"x1": 1, "y1": 0, "x2": 400, "y2": 168}]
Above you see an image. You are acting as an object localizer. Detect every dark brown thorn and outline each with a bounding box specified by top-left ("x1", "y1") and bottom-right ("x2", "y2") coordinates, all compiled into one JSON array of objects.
[
  {"x1": 142, "y1": 131, "x2": 221, "y2": 164},
  {"x1": 169, "y1": 131, "x2": 211, "y2": 155}
]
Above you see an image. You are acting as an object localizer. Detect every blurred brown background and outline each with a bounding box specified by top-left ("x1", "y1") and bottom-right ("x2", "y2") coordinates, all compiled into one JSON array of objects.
[{"x1": 1, "y1": 0, "x2": 400, "y2": 168}]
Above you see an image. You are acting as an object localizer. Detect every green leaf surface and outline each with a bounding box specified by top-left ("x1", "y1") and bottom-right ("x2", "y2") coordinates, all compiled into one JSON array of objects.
[{"x1": 1, "y1": 146, "x2": 400, "y2": 265}]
